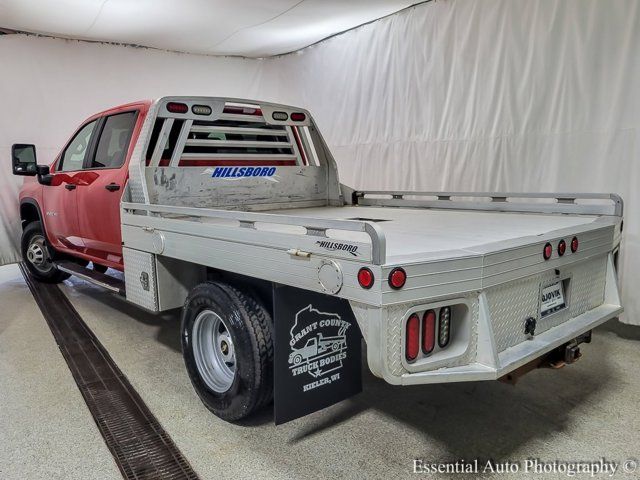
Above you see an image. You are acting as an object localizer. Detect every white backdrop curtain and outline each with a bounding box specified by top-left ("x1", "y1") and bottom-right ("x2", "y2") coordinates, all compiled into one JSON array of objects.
[{"x1": 1, "y1": 0, "x2": 639, "y2": 323}]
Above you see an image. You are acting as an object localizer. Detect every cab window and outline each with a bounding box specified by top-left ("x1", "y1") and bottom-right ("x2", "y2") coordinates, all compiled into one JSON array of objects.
[
  {"x1": 58, "y1": 120, "x2": 97, "y2": 172},
  {"x1": 91, "y1": 111, "x2": 138, "y2": 169}
]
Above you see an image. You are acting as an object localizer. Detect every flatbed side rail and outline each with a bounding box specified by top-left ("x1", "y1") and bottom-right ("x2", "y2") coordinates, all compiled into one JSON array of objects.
[
  {"x1": 353, "y1": 191, "x2": 623, "y2": 217},
  {"x1": 121, "y1": 202, "x2": 387, "y2": 264}
]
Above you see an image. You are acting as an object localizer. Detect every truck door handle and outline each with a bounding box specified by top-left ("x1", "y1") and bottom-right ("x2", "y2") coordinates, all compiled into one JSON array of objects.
[
  {"x1": 65, "y1": 184, "x2": 76, "y2": 191},
  {"x1": 105, "y1": 183, "x2": 121, "y2": 192}
]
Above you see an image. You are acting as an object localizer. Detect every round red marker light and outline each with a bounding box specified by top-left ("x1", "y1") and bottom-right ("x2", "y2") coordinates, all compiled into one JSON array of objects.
[
  {"x1": 389, "y1": 267, "x2": 407, "y2": 289},
  {"x1": 357, "y1": 267, "x2": 374, "y2": 289},
  {"x1": 571, "y1": 236, "x2": 579, "y2": 253},
  {"x1": 543, "y1": 242, "x2": 553, "y2": 260},
  {"x1": 558, "y1": 239, "x2": 566, "y2": 256}
]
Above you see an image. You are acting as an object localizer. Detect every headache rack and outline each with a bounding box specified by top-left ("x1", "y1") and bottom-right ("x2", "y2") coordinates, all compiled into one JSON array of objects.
[
  {"x1": 144, "y1": 99, "x2": 318, "y2": 168},
  {"x1": 125, "y1": 96, "x2": 344, "y2": 223}
]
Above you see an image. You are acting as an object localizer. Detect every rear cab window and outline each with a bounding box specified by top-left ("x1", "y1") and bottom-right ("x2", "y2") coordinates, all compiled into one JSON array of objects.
[{"x1": 91, "y1": 111, "x2": 138, "y2": 169}]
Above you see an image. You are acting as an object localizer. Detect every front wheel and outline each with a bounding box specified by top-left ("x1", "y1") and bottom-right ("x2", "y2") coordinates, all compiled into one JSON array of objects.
[
  {"x1": 21, "y1": 221, "x2": 70, "y2": 283},
  {"x1": 181, "y1": 282, "x2": 273, "y2": 422}
]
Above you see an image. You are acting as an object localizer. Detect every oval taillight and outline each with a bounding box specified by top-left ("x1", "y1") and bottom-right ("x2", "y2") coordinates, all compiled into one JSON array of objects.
[
  {"x1": 438, "y1": 307, "x2": 452, "y2": 348},
  {"x1": 406, "y1": 314, "x2": 420, "y2": 362},
  {"x1": 422, "y1": 310, "x2": 436, "y2": 354}
]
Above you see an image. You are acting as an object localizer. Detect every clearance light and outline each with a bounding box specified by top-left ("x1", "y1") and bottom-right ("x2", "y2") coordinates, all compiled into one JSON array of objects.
[
  {"x1": 438, "y1": 307, "x2": 451, "y2": 348},
  {"x1": 406, "y1": 314, "x2": 420, "y2": 362},
  {"x1": 422, "y1": 310, "x2": 436, "y2": 354},
  {"x1": 191, "y1": 104, "x2": 212, "y2": 116},
  {"x1": 166, "y1": 102, "x2": 188, "y2": 114},
  {"x1": 543, "y1": 242, "x2": 553, "y2": 260},
  {"x1": 357, "y1": 267, "x2": 374, "y2": 289},
  {"x1": 571, "y1": 236, "x2": 579, "y2": 253},
  {"x1": 558, "y1": 239, "x2": 567, "y2": 256},
  {"x1": 389, "y1": 267, "x2": 407, "y2": 289},
  {"x1": 272, "y1": 111, "x2": 289, "y2": 121},
  {"x1": 290, "y1": 112, "x2": 306, "y2": 122},
  {"x1": 223, "y1": 106, "x2": 262, "y2": 116}
]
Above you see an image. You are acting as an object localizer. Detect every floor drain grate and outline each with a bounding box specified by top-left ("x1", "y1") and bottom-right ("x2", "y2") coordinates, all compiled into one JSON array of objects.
[{"x1": 20, "y1": 264, "x2": 200, "y2": 480}]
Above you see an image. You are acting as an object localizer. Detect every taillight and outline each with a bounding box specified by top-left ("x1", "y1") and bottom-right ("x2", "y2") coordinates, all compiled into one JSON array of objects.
[
  {"x1": 406, "y1": 314, "x2": 420, "y2": 362},
  {"x1": 438, "y1": 307, "x2": 451, "y2": 347},
  {"x1": 389, "y1": 267, "x2": 407, "y2": 289},
  {"x1": 290, "y1": 112, "x2": 306, "y2": 122},
  {"x1": 166, "y1": 102, "x2": 188, "y2": 114},
  {"x1": 272, "y1": 111, "x2": 288, "y2": 121},
  {"x1": 357, "y1": 267, "x2": 374, "y2": 289},
  {"x1": 558, "y1": 239, "x2": 566, "y2": 256},
  {"x1": 571, "y1": 236, "x2": 579, "y2": 253},
  {"x1": 422, "y1": 310, "x2": 436, "y2": 354},
  {"x1": 543, "y1": 242, "x2": 553, "y2": 260}
]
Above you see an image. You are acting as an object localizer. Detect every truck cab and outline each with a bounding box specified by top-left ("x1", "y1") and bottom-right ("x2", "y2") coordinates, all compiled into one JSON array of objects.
[{"x1": 17, "y1": 101, "x2": 151, "y2": 274}]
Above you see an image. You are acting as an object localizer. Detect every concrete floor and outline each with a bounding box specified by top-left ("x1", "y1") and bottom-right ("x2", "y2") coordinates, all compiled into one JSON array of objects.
[{"x1": 1, "y1": 262, "x2": 640, "y2": 479}]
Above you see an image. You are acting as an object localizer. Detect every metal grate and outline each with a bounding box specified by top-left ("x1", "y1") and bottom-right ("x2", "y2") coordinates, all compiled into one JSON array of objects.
[{"x1": 20, "y1": 264, "x2": 199, "y2": 480}]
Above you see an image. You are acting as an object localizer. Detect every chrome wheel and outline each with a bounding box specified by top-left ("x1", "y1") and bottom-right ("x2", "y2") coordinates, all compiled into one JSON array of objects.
[
  {"x1": 192, "y1": 309, "x2": 236, "y2": 393},
  {"x1": 26, "y1": 234, "x2": 54, "y2": 274}
]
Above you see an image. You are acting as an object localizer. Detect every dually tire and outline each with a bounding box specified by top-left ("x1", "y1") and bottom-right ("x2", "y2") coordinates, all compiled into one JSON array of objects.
[{"x1": 181, "y1": 281, "x2": 274, "y2": 422}]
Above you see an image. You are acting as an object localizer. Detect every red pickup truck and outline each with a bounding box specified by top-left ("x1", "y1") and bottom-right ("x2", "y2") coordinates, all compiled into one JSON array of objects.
[{"x1": 12, "y1": 96, "x2": 623, "y2": 424}]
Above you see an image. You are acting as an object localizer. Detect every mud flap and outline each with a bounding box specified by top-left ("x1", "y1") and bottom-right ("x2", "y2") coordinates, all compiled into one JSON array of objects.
[{"x1": 273, "y1": 284, "x2": 362, "y2": 424}]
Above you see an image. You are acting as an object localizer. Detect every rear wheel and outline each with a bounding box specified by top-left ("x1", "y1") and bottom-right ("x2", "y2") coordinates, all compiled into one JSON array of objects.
[
  {"x1": 21, "y1": 221, "x2": 70, "y2": 283},
  {"x1": 181, "y1": 282, "x2": 273, "y2": 422}
]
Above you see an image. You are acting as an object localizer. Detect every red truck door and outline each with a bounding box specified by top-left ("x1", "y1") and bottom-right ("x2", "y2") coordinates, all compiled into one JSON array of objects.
[
  {"x1": 75, "y1": 109, "x2": 140, "y2": 268},
  {"x1": 44, "y1": 119, "x2": 99, "y2": 252}
]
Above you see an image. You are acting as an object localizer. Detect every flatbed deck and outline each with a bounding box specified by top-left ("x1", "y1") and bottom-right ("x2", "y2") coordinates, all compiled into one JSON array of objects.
[{"x1": 262, "y1": 206, "x2": 603, "y2": 262}]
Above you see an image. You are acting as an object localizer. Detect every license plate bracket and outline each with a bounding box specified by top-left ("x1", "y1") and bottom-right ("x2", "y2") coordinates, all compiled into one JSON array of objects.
[{"x1": 540, "y1": 281, "x2": 567, "y2": 318}]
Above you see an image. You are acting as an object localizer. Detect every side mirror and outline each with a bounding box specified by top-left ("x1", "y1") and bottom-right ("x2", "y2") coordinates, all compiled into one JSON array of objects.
[{"x1": 12, "y1": 144, "x2": 37, "y2": 176}]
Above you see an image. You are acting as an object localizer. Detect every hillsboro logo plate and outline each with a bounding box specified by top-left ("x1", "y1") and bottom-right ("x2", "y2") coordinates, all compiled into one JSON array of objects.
[
  {"x1": 315, "y1": 240, "x2": 359, "y2": 257},
  {"x1": 288, "y1": 305, "x2": 350, "y2": 392}
]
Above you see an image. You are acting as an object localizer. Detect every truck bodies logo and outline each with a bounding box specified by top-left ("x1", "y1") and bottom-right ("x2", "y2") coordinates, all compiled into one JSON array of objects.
[
  {"x1": 212, "y1": 166, "x2": 276, "y2": 178},
  {"x1": 288, "y1": 305, "x2": 350, "y2": 392},
  {"x1": 315, "y1": 240, "x2": 358, "y2": 257}
]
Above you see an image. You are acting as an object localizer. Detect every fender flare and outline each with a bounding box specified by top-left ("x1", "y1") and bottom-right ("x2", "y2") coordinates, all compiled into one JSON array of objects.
[
  {"x1": 19, "y1": 198, "x2": 52, "y2": 246},
  {"x1": 20, "y1": 197, "x2": 44, "y2": 225}
]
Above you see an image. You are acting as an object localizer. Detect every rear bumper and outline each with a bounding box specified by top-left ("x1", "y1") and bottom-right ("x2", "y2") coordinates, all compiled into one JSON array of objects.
[
  {"x1": 398, "y1": 302, "x2": 621, "y2": 385},
  {"x1": 354, "y1": 253, "x2": 622, "y2": 386}
]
